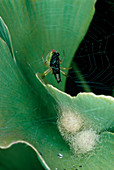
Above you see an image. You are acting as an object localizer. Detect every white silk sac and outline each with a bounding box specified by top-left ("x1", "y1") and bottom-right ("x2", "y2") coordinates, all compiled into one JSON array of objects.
[{"x1": 57, "y1": 109, "x2": 99, "y2": 155}]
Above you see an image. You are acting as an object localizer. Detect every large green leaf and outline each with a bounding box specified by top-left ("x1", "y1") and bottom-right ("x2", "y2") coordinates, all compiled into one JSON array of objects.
[
  {"x1": 0, "y1": 37, "x2": 57, "y2": 169},
  {"x1": 0, "y1": 37, "x2": 114, "y2": 169},
  {"x1": 0, "y1": 0, "x2": 113, "y2": 169},
  {"x1": 0, "y1": 143, "x2": 44, "y2": 170},
  {"x1": 0, "y1": 0, "x2": 96, "y2": 90}
]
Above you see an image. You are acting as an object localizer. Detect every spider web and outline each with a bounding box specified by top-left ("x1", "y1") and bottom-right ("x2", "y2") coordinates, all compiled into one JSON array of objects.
[{"x1": 66, "y1": 0, "x2": 114, "y2": 97}]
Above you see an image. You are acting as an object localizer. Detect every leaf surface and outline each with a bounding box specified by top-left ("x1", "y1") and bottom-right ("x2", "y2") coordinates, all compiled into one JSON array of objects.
[
  {"x1": 0, "y1": 39, "x2": 113, "y2": 169},
  {"x1": 0, "y1": 0, "x2": 113, "y2": 169},
  {"x1": 0, "y1": 0, "x2": 96, "y2": 90}
]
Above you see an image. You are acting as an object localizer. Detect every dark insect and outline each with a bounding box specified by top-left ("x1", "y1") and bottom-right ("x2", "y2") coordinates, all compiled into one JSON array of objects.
[
  {"x1": 50, "y1": 51, "x2": 61, "y2": 83},
  {"x1": 41, "y1": 49, "x2": 72, "y2": 83}
]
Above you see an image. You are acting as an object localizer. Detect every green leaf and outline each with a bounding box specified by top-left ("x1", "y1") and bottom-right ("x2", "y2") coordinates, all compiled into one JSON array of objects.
[
  {"x1": 0, "y1": 37, "x2": 57, "y2": 169},
  {"x1": 0, "y1": 17, "x2": 14, "y2": 58},
  {"x1": 0, "y1": 143, "x2": 44, "y2": 170},
  {"x1": 0, "y1": 1, "x2": 113, "y2": 169},
  {"x1": 45, "y1": 83, "x2": 114, "y2": 132},
  {"x1": 0, "y1": 38, "x2": 113, "y2": 169},
  {"x1": 83, "y1": 132, "x2": 114, "y2": 170},
  {"x1": 0, "y1": 0, "x2": 96, "y2": 90}
]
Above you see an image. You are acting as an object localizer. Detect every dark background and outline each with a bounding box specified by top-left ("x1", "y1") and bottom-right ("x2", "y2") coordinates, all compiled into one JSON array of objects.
[{"x1": 66, "y1": 0, "x2": 114, "y2": 97}]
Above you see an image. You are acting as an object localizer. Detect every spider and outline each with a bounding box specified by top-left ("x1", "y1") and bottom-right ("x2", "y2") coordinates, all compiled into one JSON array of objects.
[{"x1": 41, "y1": 49, "x2": 72, "y2": 83}]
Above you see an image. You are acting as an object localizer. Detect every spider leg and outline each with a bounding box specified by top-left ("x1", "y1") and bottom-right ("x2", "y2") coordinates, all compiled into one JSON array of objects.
[
  {"x1": 41, "y1": 68, "x2": 52, "y2": 79},
  {"x1": 42, "y1": 50, "x2": 48, "y2": 67},
  {"x1": 60, "y1": 50, "x2": 65, "y2": 64},
  {"x1": 42, "y1": 50, "x2": 45, "y2": 62},
  {"x1": 51, "y1": 70, "x2": 54, "y2": 74},
  {"x1": 60, "y1": 70, "x2": 69, "y2": 77},
  {"x1": 60, "y1": 66, "x2": 72, "y2": 70}
]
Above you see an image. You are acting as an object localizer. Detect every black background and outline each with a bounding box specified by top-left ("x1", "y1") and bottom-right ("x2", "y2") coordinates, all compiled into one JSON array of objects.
[{"x1": 66, "y1": 0, "x2": 114, "y2": 96}]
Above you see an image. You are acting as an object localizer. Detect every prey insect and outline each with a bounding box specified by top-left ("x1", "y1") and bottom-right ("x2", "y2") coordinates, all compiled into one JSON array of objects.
[{"x1": 41, "y1": 50, "x2": 72, "y2": 83}]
